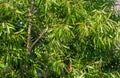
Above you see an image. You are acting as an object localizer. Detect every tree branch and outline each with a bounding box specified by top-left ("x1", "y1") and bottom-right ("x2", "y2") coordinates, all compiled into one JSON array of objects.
[
  {"x1": 29, "y1": 26, "x2": 49, "y2": 53},
  {"x1": 27, "y1": 0, "x2": 49, "y2": 54},
  {"x1": 26, "y1": 0, "x2": 35, "y2": 54}
]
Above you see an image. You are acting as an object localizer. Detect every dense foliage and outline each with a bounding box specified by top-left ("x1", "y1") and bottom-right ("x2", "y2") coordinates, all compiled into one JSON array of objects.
[{"x1": 0, "y1": 0, "x2": 120, "y2": 78}]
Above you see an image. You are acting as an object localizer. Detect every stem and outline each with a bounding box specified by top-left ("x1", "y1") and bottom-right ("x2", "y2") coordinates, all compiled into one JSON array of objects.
[
  {"x1": 27, "y1": 0, "x2": 49, "y2": 53},
  {"x1": 29, "y1": 26, "x2": 49, "y2": 53},
  {"x1": 27, "y1": 0, "x2": 35, "y2": 54}
]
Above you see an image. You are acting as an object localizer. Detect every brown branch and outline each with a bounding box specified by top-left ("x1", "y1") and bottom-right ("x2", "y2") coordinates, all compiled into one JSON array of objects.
[
  {"x1": 29, "y1": 26, "x2": 49, "y2": 53},
  {"x1": 26, "y1": 0, "x2": 35, "y2": 54},
  {"x1": 27, "y1": 0, "x2": 49, "y2": 53},
  {"x1": 26, "y1": 22, "x2": 32, "y2": 54}
]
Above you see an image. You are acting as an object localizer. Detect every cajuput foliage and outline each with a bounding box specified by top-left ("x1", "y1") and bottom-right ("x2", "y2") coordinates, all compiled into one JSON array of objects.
[{"x1": 0, "y1": 0, "x2": 120, "y2": 77}]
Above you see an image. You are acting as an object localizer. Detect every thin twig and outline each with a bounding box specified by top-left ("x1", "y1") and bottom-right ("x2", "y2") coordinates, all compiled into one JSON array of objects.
[{"x1": 29, "y1": 26, "x2": 49, "y2": 53}]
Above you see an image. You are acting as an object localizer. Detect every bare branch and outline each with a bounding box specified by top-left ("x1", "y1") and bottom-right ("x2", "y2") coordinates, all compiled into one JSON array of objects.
[
  {"x1": 29, "y1": 26, "x2": 49, "y2": 53},
  {"x1": 26, "y1": 0, "x2": 35, "y2": 54}
]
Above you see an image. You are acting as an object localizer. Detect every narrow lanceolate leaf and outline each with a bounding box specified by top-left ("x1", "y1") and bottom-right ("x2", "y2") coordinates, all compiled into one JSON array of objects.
[
  {"x1": 0, "y1": 0, "x2": 119, "y2": 77},
  {"x1": 15, "y1": 9, "x2": 23, "y2": 14}
]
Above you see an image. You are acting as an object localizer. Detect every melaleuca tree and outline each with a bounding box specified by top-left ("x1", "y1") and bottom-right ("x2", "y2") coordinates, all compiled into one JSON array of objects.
[{"x1": 0, "y1": 0, "x2": 120, "y2": 78}]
